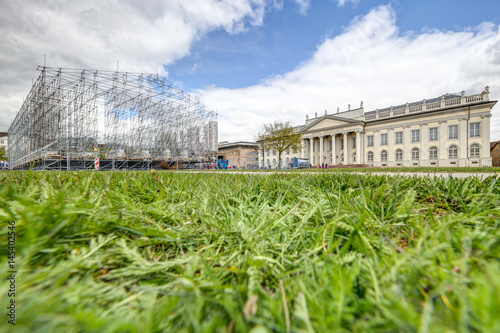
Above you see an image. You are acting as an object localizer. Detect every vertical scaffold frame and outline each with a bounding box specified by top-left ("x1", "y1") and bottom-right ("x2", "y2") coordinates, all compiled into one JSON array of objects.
[{"x1": 8, "y1": 66, "x2": 218, "y2": 170}]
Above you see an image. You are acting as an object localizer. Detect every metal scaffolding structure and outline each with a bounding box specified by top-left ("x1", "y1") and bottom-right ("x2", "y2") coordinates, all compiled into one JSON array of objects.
[{"x1": 8, "y1": 66, "x2": 218, "y2": 170}]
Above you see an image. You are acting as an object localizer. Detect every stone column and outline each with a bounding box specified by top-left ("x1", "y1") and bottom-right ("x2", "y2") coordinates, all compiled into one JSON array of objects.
[
  {"x1": 343, "y1": 133, "x2": 348, "y2": 164},
  {"x1": 355, "y1": 131, "x2": 360, "y2": 164},
  {"x1": 460, "y1": 118, "x2": 467, "y2": 165},
  {"x1": 388, "y1": 128, "x2": 394, "y2": 163},
  {"x1": 404, "y1": 126, "x2": 410, "y2": 164},
  {"x1": 374, "y1": 130, "x2": 380, "y2": 164},
  {"x1": 360, "y1": 132, "x2": 365, "y2": 163},
  {"x1": 309, "y1": 137, "x2": 314, "y2": 165},
  {"x1": 482, "y1": 114, "x2": 491, "y2": 157},
  {"x1": 331, "y1": 134, "x2": 336, "y2": 165},
  {"x1": 301, "y1": 139, "x2": 306, "y2": 159},
  {"x1": 319, "y1": 136, "x2": 324, "y2": 167},
  {"x1": 421, "y1": 124, "x2": 427, "y2": 163},
  {"x1": 440, "y1": 121, "x2": 447, "y2": 160}
]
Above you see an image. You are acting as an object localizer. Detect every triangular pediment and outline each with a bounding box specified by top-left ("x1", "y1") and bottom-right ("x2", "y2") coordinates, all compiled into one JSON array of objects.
[{"x1": 301, "y1": 115, "x2": 362, "y2": 133}]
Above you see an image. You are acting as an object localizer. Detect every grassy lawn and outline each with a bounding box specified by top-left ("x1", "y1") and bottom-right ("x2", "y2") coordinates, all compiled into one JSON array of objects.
[{"x1": 1, "y1": 171, "x2": 499, "y2": 332}]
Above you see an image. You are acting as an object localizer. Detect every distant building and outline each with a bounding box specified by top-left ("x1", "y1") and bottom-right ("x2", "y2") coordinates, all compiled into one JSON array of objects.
[
  {"x1": 491, "y1": 141, "x2": 500, "y2": 167},
  {"x1": 218, "y1": 141, "x2": 259, "y2": 169},
  {"x1": 0, "y1": 132, "x2": 7, "y2": 151},
  {"x1": 259, "y1": 87, "x2": 495, "y2": 168}
]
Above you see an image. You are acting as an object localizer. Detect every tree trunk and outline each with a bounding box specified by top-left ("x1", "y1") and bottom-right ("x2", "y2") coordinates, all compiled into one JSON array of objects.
[{"x1": 278, "y1": 151, "x2": 281, "y2": 169}]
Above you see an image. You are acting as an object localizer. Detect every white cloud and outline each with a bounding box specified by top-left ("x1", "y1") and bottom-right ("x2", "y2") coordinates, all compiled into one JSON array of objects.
[
  {"x1": 191, "y1": 62, "x2": 202, "y2": 73},
  {"x1": 2, "y1": 2, "x2": 500, "y2": 147},
  {"x1": 337, "y1": 0, "x2": 360, "y2": 7},
  {"x1": 198, "y1": 5, "x2": 500, "y2": 142},
  {"x1": 294, "y1": 0, "x2": 311, "y2": 14},
  {"x1": 0, "y1": 0, "x2": 271, "y2": 130}
]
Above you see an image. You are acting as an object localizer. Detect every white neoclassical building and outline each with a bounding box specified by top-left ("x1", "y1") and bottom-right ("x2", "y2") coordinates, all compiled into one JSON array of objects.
[{"x1": 259, "y1": 87, "x2": 495, "y2": 168}]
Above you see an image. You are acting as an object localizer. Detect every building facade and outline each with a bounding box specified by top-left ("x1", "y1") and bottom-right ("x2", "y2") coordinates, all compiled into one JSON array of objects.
[
  {"x1": 259, "y1": 88, "x2": 495, "y2": 168},
  {"x1": 218, "y1": 141, "x2": 259, "y2": 169}
]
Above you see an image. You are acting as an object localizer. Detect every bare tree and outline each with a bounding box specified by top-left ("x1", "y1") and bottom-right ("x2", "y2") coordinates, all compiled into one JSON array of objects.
[{"x1": 258, "y1": 121, "x2": 302, "y2": 169}]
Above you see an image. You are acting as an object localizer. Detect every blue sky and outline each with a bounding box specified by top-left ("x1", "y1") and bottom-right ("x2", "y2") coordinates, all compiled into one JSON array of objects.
[
  {"x1": 169, "y1": 0, "x2": 500, "y2": 90},
  {"x1": 1, "y1": 0, "x2": 500, "y2": 142}
]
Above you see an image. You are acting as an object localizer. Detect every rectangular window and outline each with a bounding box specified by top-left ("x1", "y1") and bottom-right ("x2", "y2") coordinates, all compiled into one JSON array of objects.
[
  {"x1": 341, "y1": 140, "x2": 344, "y2": 150},
  {"x1": 448, "y1": 125, "x2": 458, "y2": 139},
  {"x1": 470, "y1": 145, "x2": 480, "y2": 158},
  {"x1": 395, "y1": 132, "x2": 403, "y2": 144},
  {"x1": 352, "y1": 137, "x2": 356, "y2": 149},
  {"x1": 380, "y1": 133, "x2": 387, "y2": 146},
  {"x1": 429, "y1": 127, "x2": 438, "y2": 141},
  {"x1": 469, "y1": 122, "x2": 480, "y2": 137},
  {"x1": 411, "y1": 129, "x2": 420, "y2": 143},
  {"x1": 429, "y1": 148, "x2": 438, "y2": 160},
  {"x1": 367, "y1": 135, "x2": 374, "y2": 147},
  {"x1": 266, "y1": 150, "x2": 270, "y2": 156},
  {"x1": 330, "y1": 140, "x2": 332, "y2": 150},
  {"x1": 273, "y1": 150, "x2": 277, "y2": 156},
  {"x1": 381, "y1": 151, "x2": 387, "y2": 162},
  {"x1": 448, "y1": 146, "x2": 458, "y2": 159},
  {"x1": 395, "y1": 150, "x2": 403, "y2": 161},
  {"x1": 412, "y1": 149, "x2": 420, "y2": 161}
]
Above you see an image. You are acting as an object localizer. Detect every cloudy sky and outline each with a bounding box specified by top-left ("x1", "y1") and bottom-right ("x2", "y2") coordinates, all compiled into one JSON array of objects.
[{"x1": 1, "y1": 0, "x2": 500, "y2": 141}]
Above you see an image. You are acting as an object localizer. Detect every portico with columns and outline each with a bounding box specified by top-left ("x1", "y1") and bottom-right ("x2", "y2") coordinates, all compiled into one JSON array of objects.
[{"x1": 301, "y1": 104, "x2": 366, "y2": 166}]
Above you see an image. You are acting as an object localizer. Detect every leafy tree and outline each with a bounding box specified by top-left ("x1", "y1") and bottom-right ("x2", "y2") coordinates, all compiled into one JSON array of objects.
[
  {"x1": 0, "y1": 146, "x2": 7, "y2": 161},
  {"x1": 258, "y1": 121, "x2": 302, "y2": 169}
]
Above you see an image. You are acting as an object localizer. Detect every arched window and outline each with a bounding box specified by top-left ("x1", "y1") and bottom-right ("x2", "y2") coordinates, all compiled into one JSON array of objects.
[
  {"x1": 352, "y1": 154, "x2": 356, "y2": 163},
  {"x1": 395, "y1": 149, "x2": 403, "y2": 161},
  {"x1": 367, "y1": 151, "x2": 374, "y2": 162},
  {"x1": 448, "y1": 145, "x2": 458, "y2": 159},
  {"x1": 470, "y1": 144, "x2": 480, "y2": 158},
  {"x1": 341, "y1": 153, "x2": 344, "y2": 164},
  {"x1": 429, "y1": 147, "x2": 438, "y2": 160},
  {"x1": 272, "y1": 158, "x2": 276, "y2": 168},
  {"x1": 381, "y1": 150, "x2": 388, "y2": 162},
  {"x1": 411, "y1": 148, "x2": 419, "y2": 161},
  {"x1": 266, "y1": 159, "x2": 271, "y2": 168},
  {"x1": 286, "y1": 157, "x2": 290, "y2": 165}
]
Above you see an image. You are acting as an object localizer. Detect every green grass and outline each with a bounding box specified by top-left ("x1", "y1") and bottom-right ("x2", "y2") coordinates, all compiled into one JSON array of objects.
[{"x1": 1, "y1": 170, "x2": 500, "y2": 332}]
